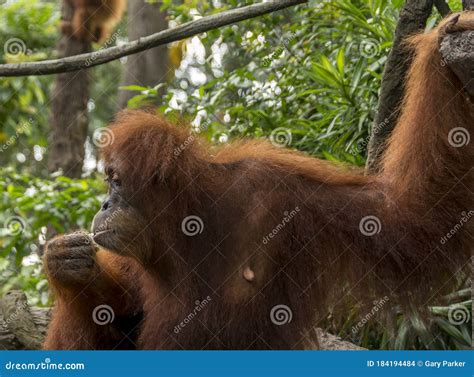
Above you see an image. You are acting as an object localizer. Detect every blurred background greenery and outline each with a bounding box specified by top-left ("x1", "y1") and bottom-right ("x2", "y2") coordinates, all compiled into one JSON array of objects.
[{"x1": 0, "y1": 0, "x2": 470, "y2": 349}]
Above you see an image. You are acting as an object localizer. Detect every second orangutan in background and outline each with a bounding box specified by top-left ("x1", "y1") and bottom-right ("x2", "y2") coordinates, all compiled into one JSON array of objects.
[{"x1": 61, "y1": 0, "x2": 126, "y2": 43}]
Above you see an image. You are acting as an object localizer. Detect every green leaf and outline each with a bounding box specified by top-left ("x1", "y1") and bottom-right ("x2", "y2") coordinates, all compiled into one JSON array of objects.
[{"x1": 336, "y1": 48, "x2": 345, "y2": 74}]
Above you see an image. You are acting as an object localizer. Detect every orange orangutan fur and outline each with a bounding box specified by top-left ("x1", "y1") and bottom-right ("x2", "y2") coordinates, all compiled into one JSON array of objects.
[
  {"x1": 61, "y1": 0, "x2": 126, "y2": 43},
  {"x1": 43, "y1": 13, "x2": 473, "y2": 350}
]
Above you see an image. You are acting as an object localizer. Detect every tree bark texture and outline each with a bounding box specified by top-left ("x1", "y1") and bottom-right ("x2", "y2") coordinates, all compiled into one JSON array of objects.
[
  {"x1": 47, "y1": 0, "x2": 91, "y2": 178},
  {"x1": 118, "y1": 0, "x2": 170, "y2": 108},
  {"x1": 365, "y1": 0, "x2": 434, "y2": 173}
]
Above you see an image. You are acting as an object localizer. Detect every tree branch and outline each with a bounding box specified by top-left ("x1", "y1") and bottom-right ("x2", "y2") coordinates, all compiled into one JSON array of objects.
[{"x1": 0, "y1": 0, "x2": 307, "y2": 77}]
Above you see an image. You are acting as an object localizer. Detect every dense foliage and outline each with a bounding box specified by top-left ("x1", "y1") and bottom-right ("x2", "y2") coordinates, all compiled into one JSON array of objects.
[
  {"x1": 161, "y1": 0, "x2": 400, "y2": 165},
  {"x1": 0, "y1": 0, "x2": 57, "y2": 175},
  {"x1": 132, "y1": 0, "x2": 459, "y2": 165},
  {"x1": 0, "y1": 169, "x2": 104, "y2": 305}
]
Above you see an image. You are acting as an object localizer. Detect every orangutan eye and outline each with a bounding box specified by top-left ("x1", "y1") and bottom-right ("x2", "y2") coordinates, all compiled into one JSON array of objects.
[
  {"x1": 110, "y1": 172, "x2": 121, "y2": 187},
  {"x1": 105, "y1": 171, "x2": 121, "y2": 187},
  {"x1": 111, "y1": 172, "x2": 120, "y2": 183}
]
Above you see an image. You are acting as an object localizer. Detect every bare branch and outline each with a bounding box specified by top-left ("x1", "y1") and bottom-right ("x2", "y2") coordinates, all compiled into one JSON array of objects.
[{"x1": 0, "y1": 0, "x2": 307, "y2": 77}]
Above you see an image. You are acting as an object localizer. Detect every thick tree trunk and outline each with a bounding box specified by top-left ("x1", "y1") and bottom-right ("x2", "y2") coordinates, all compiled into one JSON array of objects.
[
  {"x1": 47, "y1": 0, "x2": 90, "y2": 178},
  {"x1": 365, "y1": 0, "x2": 434, "y2": 173},
  {"x1": 117, "y1": 0, "x2": 170, "y2": 109}
]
